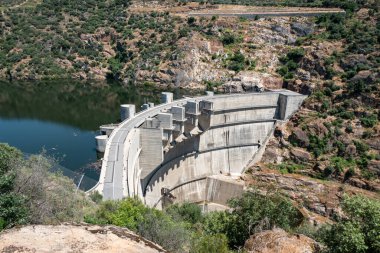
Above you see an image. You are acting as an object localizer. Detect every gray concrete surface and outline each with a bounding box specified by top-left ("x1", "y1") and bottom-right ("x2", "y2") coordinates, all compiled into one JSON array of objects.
[{"x1": 88, "y1": 90, "x2": 306, "y2": 208}]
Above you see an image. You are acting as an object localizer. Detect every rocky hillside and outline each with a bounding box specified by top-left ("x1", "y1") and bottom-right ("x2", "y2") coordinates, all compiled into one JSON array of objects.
[
  {"x1": 1, "y1": 0, "x2": 376, "y2": 91},
  {"x1": 257, "y1": 3, "x2": 380, "y2": 193},
  {"x1": 0, "y1": 0, "x2": 311, "y2": 89}
]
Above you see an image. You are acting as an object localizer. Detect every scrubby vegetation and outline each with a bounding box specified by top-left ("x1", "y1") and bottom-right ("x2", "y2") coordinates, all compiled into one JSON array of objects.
[
  {"x1": 85, "y1": 191, "x2": 303, "y2": 252},
  {"x1": 273, "y1": 0, "x2": 379, "y2": 185},
  {"x1": 1, "y1": 142, "x2": 380, "y2": 252},
  {"x1": 0, "y1": 143, "x2": 93, "y2": 230},
  {"x1": 0, "y1": 0, "x2": 220, "y2": 82},
  {"x1": 320, "y1": 195, "x2": 380, "y2": 253}
]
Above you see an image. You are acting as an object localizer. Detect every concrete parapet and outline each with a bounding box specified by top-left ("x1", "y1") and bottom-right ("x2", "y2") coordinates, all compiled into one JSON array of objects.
[
  {"x1": 278, "y1": 92, "x2": 307, "y2": 120},
  {"x1": 157, "y1": 113, "x2": 173, "y2": 130},
  {"x1": 161, "y1": 92, "x2": 173, "y2": 104},
  {"x1": 171, "y1": 107, "x2": 186, "y2": 136},
  {"x1": 171, "y1": 106, "x2": 186, "y2": 122},
  {"x1": 141, "y1": 104, "x2": 149, "y2": 111},
  {"x1": 207, "y1": 93, "x2": 280, "y2": 111},
  {"x1": 95, "y1": 135, "x2": 108, "y2": 152},
  {"x1": 100, "y1": 124, "x2": 117, "y2": 136},
  {"x1": 120, "y1": 104, "x2": 136, "y2": 121},
  {"x1": 199, "y1": 100, "x2": 213, "y2": 111},
  {"x1": 143, "y1": 118, "x2": 161, "y2": 129},
  {"x1": 142, "y1": 103, "x2": 155, "y2": 111},
  {"x1": 185, "y1": 101, "x2": 200, "y2": 115}
]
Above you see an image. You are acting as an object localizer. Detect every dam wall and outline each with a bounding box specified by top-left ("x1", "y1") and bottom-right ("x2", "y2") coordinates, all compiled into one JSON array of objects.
[{"x1": 90, "y1": 90, "x2": 306, "y2": 209}]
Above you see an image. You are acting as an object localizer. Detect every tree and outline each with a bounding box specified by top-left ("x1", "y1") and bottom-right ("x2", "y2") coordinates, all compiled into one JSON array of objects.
[
  {"x1": 166, "y1": 202, "x2": 202, "y2": 224},
  {"x1": 202, "y1": 191, "x2": 303, "y2": 248},
  {"x1": 0, "y1": 143, "x2": 28, "y2": 230},
  {"x1": 321, "y1": 195, "x2": 380, "y2": 253},
  {"x1": 109, "y1": 197, "x2": 147, "y2": 230},
  {"x1": 138, "y1": 210, "x2": 190, "y2": 253},
  {"x1": 87, "y1": 198, "x2": 190, "y2": 253}
]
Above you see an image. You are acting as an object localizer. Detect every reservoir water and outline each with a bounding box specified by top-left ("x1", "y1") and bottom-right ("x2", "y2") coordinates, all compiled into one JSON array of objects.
[{"x1": 0, "y1": 80, "x2": 190, "y2": 190}]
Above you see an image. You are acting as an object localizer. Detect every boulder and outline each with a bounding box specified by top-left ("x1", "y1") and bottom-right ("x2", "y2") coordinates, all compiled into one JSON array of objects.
[
  {"x1": 309, "y1": 202, "x2": 327, "y2": 216},
  {"x1": 244, "y1": 228, "x2": 321, "y2": 253},
  {"x1": 350, "y1": 70, "x2": 378, "y2": 84},
  {"x1": 296, "y1": 69, "x2": 311, "y2": 81},
  {"x1": 340, "y1": 54, "x2": 368, "y2": 70},
  {"x1": 345, "y1": 144, "x2": 357, "y2": 157},
  {"x1": 308, "y1": 122, "x2": 329, "y2": 138},
  {"x1": 366, "y1": 137, "x2": 380, "y2": 150},
  {"x1": 346, "y1": 177, "x2": 371, "y2": 190},
  {"x1": 289, "y1": 128, "x2": 310, "y2": 148},
  {"x1": 290, "y1": 148, "x2": 312, "y2": 162},
  {"x1": 271, "y1": 25, "x2": 291, "y2": 37},
  {"x1": 291, "y1": 23, "x2": 315, "y2": 37},
  {"x1": 368, "y1": 160, "x2": 380, "y2": 176},
  {"x1": 223, "y1": 72, "x2": 283, "y2": 92}
]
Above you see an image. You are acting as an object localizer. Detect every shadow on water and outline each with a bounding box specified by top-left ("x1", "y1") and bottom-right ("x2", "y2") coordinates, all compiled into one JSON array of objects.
[
  {"x1": 0, "y1": 79, "x2": 201, "y2": 190},
  {"x1": 0, "y1": 79, "x2": 164, "y2": 131}
]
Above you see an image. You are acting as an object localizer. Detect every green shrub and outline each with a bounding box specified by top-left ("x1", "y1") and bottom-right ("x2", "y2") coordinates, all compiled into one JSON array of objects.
[
  {"x1": 226, "y1": 52, "x2": 246, "y2": 72},
  {"x1": 108, "y1": 198, "x2": 147, "y2": 230},
  {"x1": 321, "y1": 195, "x2": 380, "y2": 253},
  {"x1": 308, "y1": 135, "x2": 328, "y2": 157},
  {"x1": 286, "y1": 48, "x2": 305, "y2": 62},
  {"x1": 86, "y1": 198, "x2": 191, "y2": 252},
  {"x1": 360, "y1": 114, "x2": 378, "y2": 128},
  {"x1": 191, "y1": 234, "x2": 229, "y2": 253},
  {"x1": 353, "y1": 140, "x2": 369, "y2": 155},
  {"x1": 221, "y1": 32, "x2": 242, "y2": 45},
  {"x1": 275, "y1": 163, "x2": 305, "y2": 174},
  {"x1": 203, "y1": 191, "x2": 303, "y2": 248},
  {"x1": 277, "y1": 66, "x2": 288, "y2": 76},
  {"x1": 0, "y1": 143, "x2": 28, "y2": 229},
  {"x1": 166, "y1": 202, "x2": 202, "y2": 224}
]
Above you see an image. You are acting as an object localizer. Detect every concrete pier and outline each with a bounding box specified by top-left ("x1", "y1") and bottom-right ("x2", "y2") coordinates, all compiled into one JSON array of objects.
[
  {"x1": 95, "y1": 135, "x2": 108, "y2": 152},
  {"x1": 161, "y1": 92, "x2": 173, "y2": 104},
  {"x1": 120, "y1": 104, "x2": 135, "y2": 121},
  {"x1": 88, "y1": 90, "x2": 306, "y2": 209}
]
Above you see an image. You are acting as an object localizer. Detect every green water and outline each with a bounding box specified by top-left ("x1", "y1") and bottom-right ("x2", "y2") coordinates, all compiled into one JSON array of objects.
[{"x1": 0, "y1": 79, "x2": 191, "y2": 189}]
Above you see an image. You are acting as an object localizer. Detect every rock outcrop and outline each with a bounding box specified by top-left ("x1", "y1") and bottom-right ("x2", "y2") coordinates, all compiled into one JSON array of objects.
[
  {"x1": 245, "y1": 166, "x2": 380, "y2": 222},
  {"x1": 244, "y1": 228, "x2": 321, "y2": 253},
  {"x1": 0, "y1": 225, "x2": 166, "y2": 253}
]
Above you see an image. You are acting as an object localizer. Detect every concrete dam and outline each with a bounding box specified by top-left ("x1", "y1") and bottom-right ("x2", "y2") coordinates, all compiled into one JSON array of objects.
[{"x1": 89, "y1": 90, "x2": 306, "y2": 209}]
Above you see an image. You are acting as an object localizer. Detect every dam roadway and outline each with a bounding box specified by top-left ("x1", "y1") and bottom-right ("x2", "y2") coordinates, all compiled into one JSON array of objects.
[
  {"x1": 91, "y1": 93, "x2": 216, "y2": 200},
  {"x1": 90, "y1": 90, "x2": 306, "y2": 208}
]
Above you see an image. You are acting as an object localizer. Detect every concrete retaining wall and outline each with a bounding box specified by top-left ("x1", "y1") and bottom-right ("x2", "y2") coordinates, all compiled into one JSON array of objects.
[
  {"x1": 144, "y1": 145, "x2": 258, "y2": 207},
  {"x1": 155, "y1": 175, "x2": 245, "y2": 210}
]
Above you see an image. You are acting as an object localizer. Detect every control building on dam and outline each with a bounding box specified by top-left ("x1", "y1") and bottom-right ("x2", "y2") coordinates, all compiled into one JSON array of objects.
[{"x1": 90, "y1": 90, "x2": 306, "y2": 210}]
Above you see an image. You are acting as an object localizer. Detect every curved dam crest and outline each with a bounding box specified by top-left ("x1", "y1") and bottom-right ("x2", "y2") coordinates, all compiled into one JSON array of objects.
[{"x1": 90, "y1": 90, "x2": 306, "y2": 209}]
